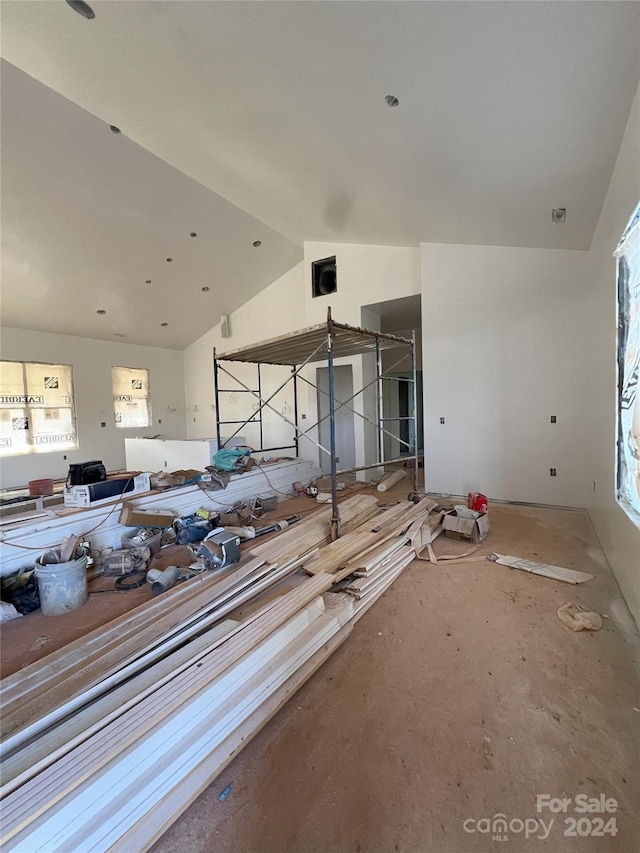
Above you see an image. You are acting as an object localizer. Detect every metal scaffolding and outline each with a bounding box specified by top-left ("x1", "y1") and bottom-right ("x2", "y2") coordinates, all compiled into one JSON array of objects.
[{"x1": 213, "y1": 308, "x2": 419, "y2": 539}]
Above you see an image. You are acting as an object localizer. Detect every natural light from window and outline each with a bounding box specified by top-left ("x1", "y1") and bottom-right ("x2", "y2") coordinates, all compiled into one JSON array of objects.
[
  {"x1": 0, "y1": 361, "x2": 77, "y2": 456},
  {"x1": 615, "y1": 202, "x2": 640, "y2": 528},
  {"x1": 112, "y1": 366, "x2": 152, "y2": 429}
]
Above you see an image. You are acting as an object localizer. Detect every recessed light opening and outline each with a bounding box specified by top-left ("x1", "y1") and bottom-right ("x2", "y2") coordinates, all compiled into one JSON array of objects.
[
  {"x1": 145, "y1": 280, "x2": 152, "y2": 284},
  {"x1": 190, "y1": 232, "x2": 197, "y2": 238},
  {"x1": 552, "y1": 208, "x2": 567, "y2": 223},
  {"x1": 161, "y1": 322, "x2": 169, "y2": 327},
  {"x1": 110, "y1": 125, "x2": 121, "y2": 134},
  {"x1": 166, "y1": 258, "x2": 173, "y2": 262},
  {"x1": 252, "y1": 240, "x2": 262, "y2": 248},
  {"x1": 385, "y1": 95, "x2": 400, "y2": 108},
  {"x1": 201, "y1": 286, "x2": 210, "y2": 292},
  {"x1": 66, "y1": 1, "x2": 95, "y2": 20},
  {"x1": 96, "y1": 309, "x2": 106, "y2": 315}
]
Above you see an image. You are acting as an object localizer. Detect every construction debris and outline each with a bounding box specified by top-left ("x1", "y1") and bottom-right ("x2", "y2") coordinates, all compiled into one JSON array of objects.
[
  {"x1": 376, "y1": 469, "x2": 407, "y2": 492},
  {"x1": 0, "y1": 494, "x2": 436, "y2": 851},
  {"x1": 557, "y1": 602, "x2": 603, "y2": 631},
  {"x1": 489, "y1": 554, "x2": 594, "y2": 584}
]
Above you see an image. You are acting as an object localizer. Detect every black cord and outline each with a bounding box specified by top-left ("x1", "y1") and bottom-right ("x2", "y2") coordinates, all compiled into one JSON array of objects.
[{"x1": 114, "y1": 569, "x2": 147, "y2": 590}]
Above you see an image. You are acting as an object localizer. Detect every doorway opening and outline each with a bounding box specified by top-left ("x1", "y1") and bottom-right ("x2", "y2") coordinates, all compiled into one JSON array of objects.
[
  {"x1": 316, "y1": 364, "x2": 356, "y2": 475},
  {"x1": 362, "y1": 295, "x2": 423, "y2": 465}
]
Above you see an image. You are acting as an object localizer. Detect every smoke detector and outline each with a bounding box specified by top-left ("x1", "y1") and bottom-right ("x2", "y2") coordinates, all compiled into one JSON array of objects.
[{"x1": 552, "y1": 208, "x2": 566, "y2": 223}]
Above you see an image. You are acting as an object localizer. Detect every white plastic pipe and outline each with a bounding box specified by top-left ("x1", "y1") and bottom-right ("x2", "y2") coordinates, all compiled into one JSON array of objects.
[{"x1": 376, "y1": 469, "x2": 407, "y2": 492}]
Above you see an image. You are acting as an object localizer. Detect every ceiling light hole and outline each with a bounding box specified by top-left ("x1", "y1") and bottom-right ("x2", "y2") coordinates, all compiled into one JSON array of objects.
[
  {"x1": 252, "y1": 240, "x2": 262, "y2": 248},
  {"x1": 115, "y1": 333, "x2": 126, "y2": 338},
  {"x1": 96, "y1": 309, "x2": 106, "y2": 315},
  {"x1": 110, "y1": 125, "x2": 121, "y2": 135},
  {"x1": 161, "y1": 322, "x2": 169, "y2": 327},
  {"x1": 190, "y1": 232, "x2": 197, "y2": 238},
  {"x1": 552, "y1": 208, "x2": 567, "y2": 223},
  {"x1": 145, "y1": 279, "x2": 152, "y2": 284},
  {"x1": 385, "y1": 95, "x2": 400, "y2": 108},
  {"x1": 166, "y1": 258, "x2": 173, "y2": 262},
  {"x1": 66, "y1": 1, "x2": 95, "y2": 20},
  {"x1": 201, "y1": 286, "x2": 210, "y2": 292}
]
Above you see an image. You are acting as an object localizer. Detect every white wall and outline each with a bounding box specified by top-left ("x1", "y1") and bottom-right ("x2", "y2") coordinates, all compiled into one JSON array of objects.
[
  {"x1": 0, "y1": 327, "x2": 185, "y2": 488},
  {"x1": 184, "y1": 247, "x2": 421, "y2": 475},
  {"x1": 183, "y1": 263, "x2": 306, "y2": 445},
  {"x1": 304, "y1": 243, "x2": 421, "y2": 475},
  {"x1": 420, "y1": 243, "x2": 591, "y2": 507},
  {"x1": 585, "y1": 86, "x2": 640, "y2": 627},
  {"x1": 304, "y1": 243, "x2": 421, "y2": 327}
]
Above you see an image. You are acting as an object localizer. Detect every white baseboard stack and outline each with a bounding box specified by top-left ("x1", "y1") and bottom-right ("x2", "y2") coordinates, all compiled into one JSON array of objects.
[
  {"x1": 0, "y1": 458, "x2": 322, "y2": 578},
  {"x1": 0, "y1": 494, "x2": 436, "y2": 852}
]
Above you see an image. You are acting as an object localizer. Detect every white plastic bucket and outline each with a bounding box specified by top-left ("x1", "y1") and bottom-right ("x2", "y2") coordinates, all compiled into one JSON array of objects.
[{"x1": 35, "y1": 550, "x2": 88, "y2": 616}]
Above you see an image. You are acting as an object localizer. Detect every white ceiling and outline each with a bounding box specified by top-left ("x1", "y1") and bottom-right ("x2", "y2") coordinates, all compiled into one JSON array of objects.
[
  {"x1": 1, "y1": 1, "x2": 639, "y2": 347},
  {"x1": 0, "y1": 61, "x2": 302, "y2": 349}
]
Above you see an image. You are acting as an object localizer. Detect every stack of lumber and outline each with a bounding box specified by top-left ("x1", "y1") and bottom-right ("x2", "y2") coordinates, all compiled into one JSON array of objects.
[{"x1": 0, "y1": 494, "x2": 435, "y2": 852}]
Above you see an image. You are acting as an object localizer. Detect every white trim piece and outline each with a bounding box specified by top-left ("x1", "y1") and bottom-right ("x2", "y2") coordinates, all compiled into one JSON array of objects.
[
  {"x1": 0, "y1": 619, "x2": 239, "y2": 794},
  {"x1": 69, "y1": 614, "x2": 343, "y2": 853},
  {"x1": 4, "y1": 601, "x2": 343, "y2": 851},
  {"x1": 346, "y1": 549, "x2": 414, "y2": 594},
  {"x1": 490, "y1": 553, "x2": 594, "y2": 584},
  {"x1": 0, "y1": 496, "x2": 425, "y2": 852},
  {"x1": 1, "y1": 574, "x2": 334, "y2": 805},
  {"x1": 109, "y1": 625, "x2": 353, "y2": 853}
]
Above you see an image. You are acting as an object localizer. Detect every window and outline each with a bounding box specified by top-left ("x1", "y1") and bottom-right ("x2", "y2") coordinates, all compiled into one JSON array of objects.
[
  {"x1": 615, "y1": 202, "x2": 640, "y2": 528},
  {"x1": 112, "y1": 367, "x2": 151, "y2": 429},
  {"x1": 0, "y1": 361, "x2": 77, "y2": 456}
]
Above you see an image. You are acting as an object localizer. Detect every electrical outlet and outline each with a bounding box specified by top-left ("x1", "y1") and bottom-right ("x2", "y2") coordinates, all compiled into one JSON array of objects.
[
  {"x1": 301, "y1": 413, "x2": 307, "y2": 420},
  {"x1": 550, "y1": 468, "x2": 557, "y2": 477},
  {"x1": 440, "y1": 417, "x2": 445, "y2": 424},
  {"x1": 100, "y1": 422, "x2": 106, "y2": 428},
  {"x1": 158, "y1": 419, "x2": 162, "y2": 424},
  {"x1": 550, "y1": 415, "x2": 557, "y2": 424}
]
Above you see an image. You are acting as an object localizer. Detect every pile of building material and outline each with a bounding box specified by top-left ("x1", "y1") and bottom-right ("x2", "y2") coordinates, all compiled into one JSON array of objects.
[
  {"x1": 0, "y1": 458, "x2": 322, "y2": 580},
  {"x1": 0, "y1": 494, "x2": 435, "y2": 852}
]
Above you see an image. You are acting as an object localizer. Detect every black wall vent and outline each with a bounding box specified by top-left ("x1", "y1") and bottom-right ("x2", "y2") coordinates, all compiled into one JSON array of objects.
[{"x1": 312, "y1": 256, "x2": 337, "y2": 298}]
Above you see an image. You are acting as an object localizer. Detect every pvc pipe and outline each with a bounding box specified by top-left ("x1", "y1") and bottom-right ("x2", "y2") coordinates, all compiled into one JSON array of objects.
[
  {"x1": 376, "y1": 469, "x2": 407, "y2": 492},
  {"x1": 151, "y1": 566, "x2": 181, "y2": 596}
]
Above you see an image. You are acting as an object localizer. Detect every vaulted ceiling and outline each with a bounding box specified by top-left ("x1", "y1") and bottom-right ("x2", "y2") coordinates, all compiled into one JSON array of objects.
[
  {"x1": 1, "y1": 1, "x2": 639, "y2": 347},
  {"x1": 0, "y1": 61, "x2": 301, "y2": 349}
]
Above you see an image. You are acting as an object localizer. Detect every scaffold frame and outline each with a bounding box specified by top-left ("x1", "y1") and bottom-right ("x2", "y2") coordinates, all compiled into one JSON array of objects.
[{"x1": 214, "y1": 308, "x2": 419, "y2": 539}]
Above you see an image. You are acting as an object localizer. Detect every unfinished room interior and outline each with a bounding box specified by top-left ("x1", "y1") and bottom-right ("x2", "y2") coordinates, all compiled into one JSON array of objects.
[{"x1": 1, "y1": 1, "x2": 639, "y2": 850}]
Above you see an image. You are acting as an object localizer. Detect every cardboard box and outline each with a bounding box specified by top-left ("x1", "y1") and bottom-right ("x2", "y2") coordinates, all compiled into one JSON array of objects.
[
  {"x1": 442, "y1": 511, "x2": 490, "y2": 543},
  {"x1": 64, "y1": 473, "x2": 150, "y2": 509},
  {"x1": 119, "y1": 501, "x2": 176, "y2": 528}
]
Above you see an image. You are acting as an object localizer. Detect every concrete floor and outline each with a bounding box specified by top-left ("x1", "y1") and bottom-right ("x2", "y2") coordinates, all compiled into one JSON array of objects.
[{"x1": 150, "y1": 503, "x2": 640, "y2": 853}]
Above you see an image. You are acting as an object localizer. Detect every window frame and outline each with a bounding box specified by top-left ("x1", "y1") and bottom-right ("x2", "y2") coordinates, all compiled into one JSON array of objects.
[
  {"x1": 111, "y1": 366, "x2": 152, "y2": 430},
  {"x1": 0, "y1": 360, "x2": 78, "y2": 457},
  {"x1": 615, "y1": 202, "x2": 640, "y2": 528}
]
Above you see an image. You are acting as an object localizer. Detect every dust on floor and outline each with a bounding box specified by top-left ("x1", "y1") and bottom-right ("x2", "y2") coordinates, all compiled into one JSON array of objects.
[{"x1": 151, "y1": 503, "x2": 640, "y2": 853}]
